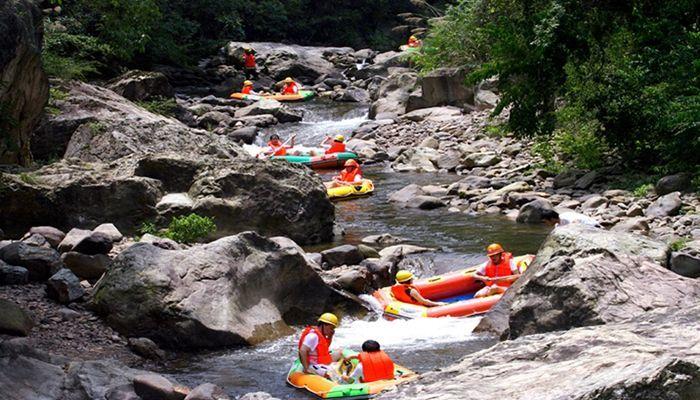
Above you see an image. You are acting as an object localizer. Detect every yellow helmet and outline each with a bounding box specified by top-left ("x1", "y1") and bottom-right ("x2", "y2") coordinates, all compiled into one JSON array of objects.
[
  {"x1": 487, "y1": 243, "x2": 504, "y2": 256},
  {"x1": 410, "y1": 35, "x2": 417, "y2": 40},
  {"x1": 318, "y1": 312, "x2": 339, "y2": 327},
  {"x1": 334, "y1": 135, "x2": 345, "y2": 142},
  {"x1": 243, "y1": 80, "x2": 253, "y2": 86},
  {"x1": 396, "y1": 270, "x2": 414, "y2": 283},
  {"x1": 284, "y1": 77, "x2": 294, "y2": 83}
]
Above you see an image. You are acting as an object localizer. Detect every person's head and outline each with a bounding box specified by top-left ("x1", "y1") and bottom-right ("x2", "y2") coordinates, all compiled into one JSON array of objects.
[
  {"x1": 410, "y1": 35, "x2": 417, "y2": 41},
  {"x1": 317, "y1": 312, "x2": 339, "y2": 336},
  {"x1": 361, "y1": 340, "x2": 381, "y2": 353},
  {"x1": 344, "y1": 159, "x2": 359, "y2": 171},
  {"x1": 486, "y1": 243, "x2": 505, "y2": 263},
  {"x1": 334, "y1": 135, "x2": 345, "y2": 143},
  {"x1": 396, "y1": 270, "x2": 414, "y2": 285},
  {"x1": 540, "y1": 209, "x2": 560, "y2": 226},
  {"x1": 284, "y1": 77, "x2": 294, "y2": 84},
  {"x1": 244, "y1": 47, "x2": 252, "y2": 53},
  {"x1": 269, "y1": 134, "x2": 281, "y2": 143},
  {"x1": 243, "y1": 80, "x2": 253, "y2": 87}
]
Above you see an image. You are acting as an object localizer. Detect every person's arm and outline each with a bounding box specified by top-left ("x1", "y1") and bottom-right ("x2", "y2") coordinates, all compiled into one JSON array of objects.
[
  {"x1": 299, "y1": 345, "x2": 312, "y2": 373},
  {"x1": 353, "y1": 174, "x2": 363, "y2": 183},
  {"x1": 320, "y1": 136, "x2": 331, "y2": 147},
  {"x1": 473, "y1": 263, "x2": 491, "y2": 282},
  {"x1": 409, "y1": 288, "x2": 446, "y2": 307}
]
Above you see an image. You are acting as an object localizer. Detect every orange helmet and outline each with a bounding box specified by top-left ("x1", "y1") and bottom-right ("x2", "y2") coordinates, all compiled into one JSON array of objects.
[
  {"x1": 487, "y1": 243, "x2": 504, "y2": 256},
  {"x1": 344, "y1": 159, "x2": 359, "y2": 168}
]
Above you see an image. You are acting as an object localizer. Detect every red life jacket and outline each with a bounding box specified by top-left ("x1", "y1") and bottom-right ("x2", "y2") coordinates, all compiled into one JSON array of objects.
[
  {"x1": 358, "y1": 351, "x2": 394, "y2": 382},
  {"x1": 241, "y1": 86, "x2": 252, "y2": 94},
  {"x1": 267, "y1": 140, "x2": 287, "y2": 156},
  {"x1": 484, "y1": 252, "x2": 513, "y2": 287},
  {"x1": 390, "y1": 283, "x2": 420, "y2": 305},
  {"x1": 282, "y1": 82, "x2": 299, "y2": 95},
  {"x1": 325, "y1": 142, "x2": 346, "y2": 154},
  {"x1": 298, "y1": 326, "x2": 332, "y2": 365},
  {"x1": 337, "y1": 166, "x2": 361, "y2": 183},
  {"x1": 244, "y1": 53, "x2": 256, "y2": 68}
]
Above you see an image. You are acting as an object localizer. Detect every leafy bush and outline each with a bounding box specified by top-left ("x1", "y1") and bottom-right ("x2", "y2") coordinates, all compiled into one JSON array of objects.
[
  {"x1": 163, "y1": 213, "x2": 216, "y2": 244},
  {"x1": 670, "y1": 238, "x2": 689, "y2": 252},
  {"x1": 632, "y1": 183, "x2": 654, "y2": 198},
  {"x1": 136, "y1": 97, "x2": 178, "y2": 117},
  {"x1": 138, "y1": 221, "x2": 158, "y2": 236}
]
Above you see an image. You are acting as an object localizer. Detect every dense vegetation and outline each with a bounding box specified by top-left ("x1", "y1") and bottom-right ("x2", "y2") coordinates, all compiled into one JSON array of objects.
[
  {"x1": 416, "y1": 0, "x2": 700, "y2": 173},
  {"x1": 43, "y1": 0, "x2": 419, "y2": 79}
]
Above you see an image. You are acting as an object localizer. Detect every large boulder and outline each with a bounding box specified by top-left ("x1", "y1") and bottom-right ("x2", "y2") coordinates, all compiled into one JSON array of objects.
[
  {"x1": 47, "y1": 268, "x2": 85, "y2": 304},
  {"x1": 655, "y1": 173, "x2": 692, "y2": 195},
  {"x1": 28, "y1": 226, "x2": 65, "y2": 248},
  {"x1": 0, "y1": 0, "x2": 48, "y2": 166},
  {"x1": 516, "y1": 199, "x2": 554, "y2": 223},
  {"x1": 320, "y1": 245, "x2": 364, "y2": 268},
  {"x1": 234, "y1": 99, "x2": 303, "y2": 123},
  {"x1": 0, "y1": 261, "x2": 29, "y2": 285},
  {"x1": 382, "y1": 305, "x2": 700, "y2": 400},
  {"x1": 91, "y1": 232, "x2": 353, "y2": 348},
  {"x1": 107, "y1": 70, "x2": 174, "y2": 101},
  {"x1": 645, "y1": 191, "x2": 683, "y2": 217},
  {"x1": 0, "y1": 299, "x2": 34, "y2": 336},
  {"x1": 476, "y1": 225, "x2": 699, "y2": 339},
  {"x1": 0, "y1": 154, "x2": 335, "y2": 245},
  {"x1": 405, "y1": 67, "x2": 474, "y2": 112},
  {"x1": 31, "y1": 80, "x2": 240, "y2": 163},
  {"x1": 368, "y1": 70, "x2": 419, "y2": 119}
]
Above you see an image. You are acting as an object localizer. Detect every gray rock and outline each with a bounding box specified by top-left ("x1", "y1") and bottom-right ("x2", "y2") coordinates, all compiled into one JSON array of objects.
[
  {"x1": 227, "y1": 126, "x2": 258, "y2": 144},
  {"x1": 388, "y1": 184, "x2": 425, "y2": 204},
  {"x1": 94, "y1": 223, "x2": 124, "y2": 242},
  {"x1": 552, "y1": 170, "x2": 584, "y2": 189},
  {"x1": 321, "y1": 245, "x2": 365, "y2": 268},
  {"x1": 238, "y1": 392, "x2": 280, "y2": 400},
  {"x1": 139, "y1": 234, "x2": 181, "y2": 250},
  {"x1": 47, "y1": 269, "x2": 85, "y2": 304},
  {"x1": 61, "y1": 251, "x2": 111, "y2": 280},
  {"x1": 107, "y1": 70, "x2": 174, "y2": 101},
  {"x1": 463, "y1": 153, "x2": 501, "y2": 168},
  {"x1": 476, "y1": 225, "x2": 692, "y2": 339},
  {"x1": 0, "y1": 0, "x2": 47, "y2": 166},
  {"x1": 407, "y1": 195, "x2": 446, "y2": 210},
  {"x1": 234, "y1": 99, "x2": 302, "y2": 123},
  {"x1": 361, "y1": 234, "x2": 406, "y2": 246},
  {"x1": 21, "y1": 233, "x2": 50, "y2": 248},
  {"x1": 516, "y1": 199, "x2": 554, "y2": 223},
  {"x1": 573, "y1": 170, "x2": 601, "y2": 190},
  {"x1": 384, "y1": 305, "x2": 700, "y2": 400},
  {"x1": 645, "y1": 192, "x2": 682, "y2": 217},
  {"x1": 128, "y1": 338, "x2": 165, "y2": 360},
  {"x1": 378, "y1": 245, "x2": 434, "y2": 259},
  {"x1": 58, "y1": 228, "x2": 92, "y2": 253},
  {"x1": 184, "y1": 383, "x2": 231, "y2": 400},
  {"x1": 405, "y1": 67, "x2": 474, "y2": 112},
  {"x1": 0, "y1": 299, "x2": 34, "y2": 336},
  {"x1": 436, "y1": 150, "x2": 462, "y2": 171},
  {"x1": 357, "y1": 244, "x2": 380, "y2": 259},
  {"x1": 133, "y1": 374, "x2": 184, "y2": 400},
  {"x1": 655, "y1": 173, "x2": 692, "y2": 195},
  {"x1": 670, "y1": 251, "x2": 700, "y2": 279},
  {"x1": 336, "y1": 87, "x2": 370, "y2": 103},
  {"x1": 418, "y1": 136, "x2": 440, "y2": 149},
  {"x1": 401, "y1": 106, "x2": 462, "y2": 122},
  {"x1": 581, "y1": 195, "x2": 607, "y2": 210},
  {"x1": 610, "y1": 217, "x2": 650, "y2": 235},
  {"x1": 368, "y1": 70, "x2": 418, "y2": 119},
  {"x1": 0, "y1": 242, "x2": 62, "y2": 281},
  {"x1": 0, "y1": 261, "x2": 29, "y2": 285},
  {"x1": 391, "y1": 147, "x2": 439, "y2": 172},
  {"x1": 28, "y1": 226, "x2": 66, "y2": 248},
  {"x1": 198, "y1": 111, "x2": 233, "y2": 128},
  {"x1": 91, "y1": 232, "x2": 353, "y2": 348},
  {"x1": 73, "y1": 232, "x2": 114, "y2": 255}
]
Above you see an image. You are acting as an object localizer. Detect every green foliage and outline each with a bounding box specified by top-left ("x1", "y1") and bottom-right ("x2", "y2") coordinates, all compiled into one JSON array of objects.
[
  {"x1": 136, "y1": 97, "x2": 178, "y2": 117},
  {"x1": 138, "y1": 221, "x2": 158, "y2": 236},
  {"x1": 670, "y1": 238, "x2": 689, "y2": 252},
  {"x1": 419, "y1": 0, "x2": 700, "y2": 172},
  {"x1": 19, "y1": 173, "x2": 40, "y2": 185},
  {"x1": 632, "y1": 183, "x2": 654, "y2": 198},
  {"x1": 163, "y1": 213, "x2": 216, "y2": 244}
]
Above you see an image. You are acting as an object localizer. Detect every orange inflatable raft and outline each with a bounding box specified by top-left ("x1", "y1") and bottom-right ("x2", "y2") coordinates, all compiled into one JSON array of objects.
[{"x1": 372, "y1": 254, "x2": 535, "y2": 319}]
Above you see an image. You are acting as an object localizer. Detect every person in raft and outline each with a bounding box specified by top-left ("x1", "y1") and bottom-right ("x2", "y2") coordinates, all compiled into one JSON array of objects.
[
  {"x1": 263, "y1": 133, "x2": 295, "y2": 157},
  {"x1": 240, "y1": 80, "x2": 257, "y2": 95},
  {"x1": 541, "y1": 209, "x2": 602, "y2": 228},
  {"x1": 325, "y1": 159, "x2": 363, "y2": 188},
  {"x1": 407, "y1": 35, "x2": 422, "y2": 48},
  {"x1": 341, "y1": 340, "x2": 395, "y2": 384},
  {"x1": 321, "y1": 135, "x2": 347, "y2": 154},
  {"x1": 299, "y1": 313, "x2": 343, "y2": 378},
  {"x1": 473, "y1": 243, "x2": 525, "y2": 298},
  {"x1": 281, "y1": 77, "x2": 300, "y2": 95},
  {"x1": 243, "y1": 48, "x2": 258, "y2": 80},
  {"x1": 391, "y1": 270, "x2": 447, "y2": 307}
]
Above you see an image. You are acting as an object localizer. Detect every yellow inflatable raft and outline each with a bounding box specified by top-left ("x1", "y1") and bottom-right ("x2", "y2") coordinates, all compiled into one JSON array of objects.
[
  {"x1": 326, "y1": 180, "x2": 374, "y2": 200},
  {"x1": 287, "y1": 351, "x2": 417, "y2": 399}
]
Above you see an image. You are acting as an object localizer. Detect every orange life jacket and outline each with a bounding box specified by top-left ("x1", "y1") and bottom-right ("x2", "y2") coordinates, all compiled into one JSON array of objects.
[
  {"x1": 484, "y1": 252, "x2": 513, "y2": 287},
  {"x1": 282, "y1": 82, "x2": 299, "y2": 95},
  {"x1": 337, "y1": 166, "x2": 362, "y2": 183},
  {"x1": 325, "y1": 141, "x2": 346, "y2": 154},
  {"x1": 241, "y1": 86, "x2": 252, "y2": 94},
  {"x1": 298, "y1": 326, "x2": 332, "y2": 365},
  {"x1": 358, "y1": 351, "x2": 394, "y2": 382},
  {"x1": 390, "y1": 283, "x2": 420, "y2": 305},
  {"x1": 244, "y1": 53, "x2": 256, "y2": 68},
  {"x1": 267, "y1": 140, "x2": 287, "y2": 156}
]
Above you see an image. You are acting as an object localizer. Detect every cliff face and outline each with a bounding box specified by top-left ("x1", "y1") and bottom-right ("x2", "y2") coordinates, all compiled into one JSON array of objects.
[{"x1": 0, "y1": 0, "x2": 48, "y2": 166}]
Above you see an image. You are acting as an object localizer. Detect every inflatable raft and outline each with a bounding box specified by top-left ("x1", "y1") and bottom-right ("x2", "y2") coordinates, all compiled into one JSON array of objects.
[
  {"x1": 327, "y1": 180, "x2": 374, "y2": 200},
  {"x1": 287, "y1": 351, "x2": 417, "y2": 399},
  {"x1": 372, "y1": 254, "x2": 535, "y2": 319},
  {"x1": 230, "y1": 90, "x2": 315, "y2": 102},
  {"x1": 272, "y1": 151, "x2": 358, "y2": 169}
]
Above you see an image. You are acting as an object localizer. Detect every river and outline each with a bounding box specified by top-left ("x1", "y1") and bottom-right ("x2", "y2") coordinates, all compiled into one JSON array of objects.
[{"x1": 163, "y1": 99, "x2": 550, "y2": 398}]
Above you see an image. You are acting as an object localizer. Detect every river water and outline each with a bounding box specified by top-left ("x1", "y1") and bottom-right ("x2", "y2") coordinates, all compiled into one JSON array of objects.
[{"x1": 163, "y1": 100, "x2": 549, "y2": 398}]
